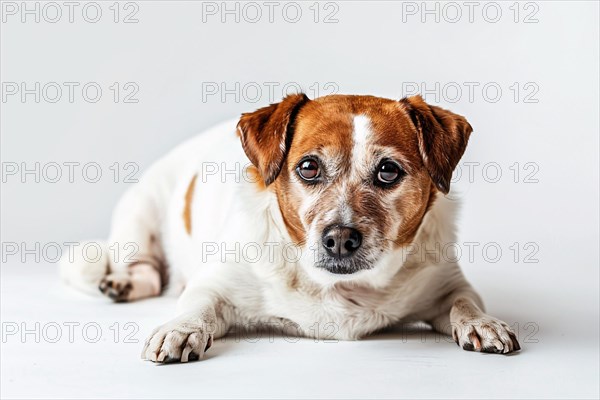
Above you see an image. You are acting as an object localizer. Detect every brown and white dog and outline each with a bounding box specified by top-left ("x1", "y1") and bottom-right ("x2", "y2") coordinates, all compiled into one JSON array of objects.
[{"x1": 61, "y1": 94, "x2": 520, "y2": 362}]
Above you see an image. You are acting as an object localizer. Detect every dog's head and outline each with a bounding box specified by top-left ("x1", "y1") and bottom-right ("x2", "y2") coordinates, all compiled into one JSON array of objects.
[{"x1": 238, "y1": 94, "x2": 472, "y2": 286}]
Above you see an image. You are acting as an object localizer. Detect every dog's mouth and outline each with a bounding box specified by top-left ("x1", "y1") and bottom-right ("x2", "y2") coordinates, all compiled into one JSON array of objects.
[{"x1": 315, "y1": 253, "x2": 374, "y2": 275}]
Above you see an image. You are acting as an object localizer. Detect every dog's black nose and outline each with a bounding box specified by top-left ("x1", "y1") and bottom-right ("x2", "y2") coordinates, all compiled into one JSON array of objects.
[{"x1": 322, "y1": 225, "x2": 362, "y2": 258}]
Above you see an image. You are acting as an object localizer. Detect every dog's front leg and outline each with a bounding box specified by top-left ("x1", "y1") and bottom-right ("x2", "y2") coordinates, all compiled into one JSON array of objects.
[
  {"x1": 429, "y1": 286, "x2": 521, "y2": 354},
  {"x1": 142, "y1": 281, "x2": 233, "y2": 363}
]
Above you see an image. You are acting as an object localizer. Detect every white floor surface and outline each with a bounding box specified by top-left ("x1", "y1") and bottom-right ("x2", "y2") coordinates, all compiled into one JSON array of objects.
[{"x1": 1, "y1": 264, "x2": 598, "y2": 399}]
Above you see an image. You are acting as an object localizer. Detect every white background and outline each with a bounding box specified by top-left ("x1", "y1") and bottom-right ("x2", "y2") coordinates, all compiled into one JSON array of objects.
[{"x1": 1, "y1": 1, "x2": 599, "y2": 398}]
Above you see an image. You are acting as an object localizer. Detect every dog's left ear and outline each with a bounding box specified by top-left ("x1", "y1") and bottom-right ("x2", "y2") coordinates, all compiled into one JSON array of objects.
[
  {"x1": 237, "y1": 93, "x2": 310, "y2": 186},
  {"x1": 400, "y1": 95, "x2": 473, "y2": 194}
]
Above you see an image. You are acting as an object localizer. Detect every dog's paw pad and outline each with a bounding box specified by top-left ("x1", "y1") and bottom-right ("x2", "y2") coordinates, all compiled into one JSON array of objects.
[
  {"x1": 453, "y1": 316, "x2": 521, "y2": 354},
  {"x1": 99, "y1": 273, "x2": 133, "y2": 302}
]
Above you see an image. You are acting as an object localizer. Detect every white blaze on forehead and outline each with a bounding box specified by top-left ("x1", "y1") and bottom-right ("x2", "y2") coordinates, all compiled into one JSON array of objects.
[
  {"x1": 351, "y1": 115, "x2": 372, "y2": 177},
  {"x1": 332, "y1": 114, "x2": 372, "y2": 224},
  {"x1": 352, "y1": 114, "x2": 371, "y2": 148}
]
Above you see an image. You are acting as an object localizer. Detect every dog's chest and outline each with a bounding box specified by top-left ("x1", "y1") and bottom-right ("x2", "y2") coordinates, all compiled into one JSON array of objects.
[{"x1": 261, "y1": 281, "x2": 398, "y2": 340}]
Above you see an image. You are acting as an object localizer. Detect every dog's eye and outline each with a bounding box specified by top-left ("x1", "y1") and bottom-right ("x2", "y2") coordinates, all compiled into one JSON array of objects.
[
  {"x1": 376, "y1": 161, "x2": 403, "y2": 185},
  {"x1": 297, "y1": 159, "x2": 320, "y2": 181}
]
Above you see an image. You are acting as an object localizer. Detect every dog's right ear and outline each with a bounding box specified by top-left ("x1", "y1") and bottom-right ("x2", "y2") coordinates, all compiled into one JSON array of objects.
[{"x1": 237, "y1": 93, "x2": 310, "y2": 186}]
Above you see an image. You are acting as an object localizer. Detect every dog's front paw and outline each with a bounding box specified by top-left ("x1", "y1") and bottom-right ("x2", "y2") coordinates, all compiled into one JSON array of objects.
[
  {"x1": 452, "y1": 315, "x2": 521, "y2": 354},
  {"x1": 142, "y1": 314, "x2": 214, "y2": 363}
]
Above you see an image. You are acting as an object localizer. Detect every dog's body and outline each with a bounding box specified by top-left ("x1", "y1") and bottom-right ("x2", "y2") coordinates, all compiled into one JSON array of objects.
[{"x1": 61, "y1": 94, "x2": 520, "y2": 362}]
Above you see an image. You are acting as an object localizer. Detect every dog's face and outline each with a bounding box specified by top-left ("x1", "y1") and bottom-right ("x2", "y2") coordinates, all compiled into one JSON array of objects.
[{"x1": 238, "y1": 94, "x2": 472, "y2": 286}]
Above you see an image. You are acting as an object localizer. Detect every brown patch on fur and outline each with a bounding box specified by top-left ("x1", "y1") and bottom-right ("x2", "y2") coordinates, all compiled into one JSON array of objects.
[
  {"x1": 274, "y1": 179, "x2": 306, "y2": 244},
  {"x1": 183, "y1": 174, "x2": 197, "y2": 235},
  {"x1": 424, "y1": 182, "x2": 439, "y2": 214},
  {"x1": 392, "y1": 171, "x2": 433, "y2": 246}
]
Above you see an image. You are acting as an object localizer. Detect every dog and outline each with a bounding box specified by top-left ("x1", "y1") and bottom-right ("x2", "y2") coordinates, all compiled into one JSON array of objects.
[{"x1": 60, "y1": 93, "x2": 520, "y2": 362}]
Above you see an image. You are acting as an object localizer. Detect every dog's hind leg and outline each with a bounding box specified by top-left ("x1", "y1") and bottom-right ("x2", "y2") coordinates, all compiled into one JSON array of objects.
[
  {"x1": 98, "y1": 173, "x2": 172, "y2": 302},
  {"x1": 100, "y1": 262, "x2": 163, "y2": 303}
]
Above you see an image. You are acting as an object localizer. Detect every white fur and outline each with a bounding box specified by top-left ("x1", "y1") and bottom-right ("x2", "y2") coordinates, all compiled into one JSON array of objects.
[
  {"x1": 59, "y1": 240, "x2": 108, "y2": 296},
  {"x1": 350, "y1": 114, "x2": 371, "y2": 181}
]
